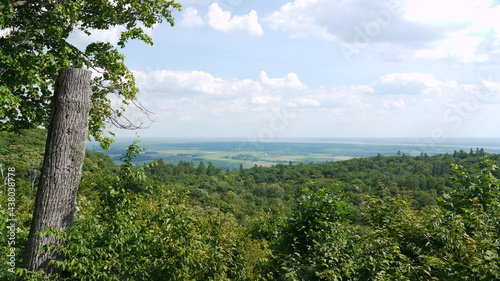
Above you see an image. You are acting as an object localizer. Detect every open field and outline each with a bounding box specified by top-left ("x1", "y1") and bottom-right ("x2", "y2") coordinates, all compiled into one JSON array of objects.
[{"x1": 87, "y1": 138, "x2": 500, "y2": 170}]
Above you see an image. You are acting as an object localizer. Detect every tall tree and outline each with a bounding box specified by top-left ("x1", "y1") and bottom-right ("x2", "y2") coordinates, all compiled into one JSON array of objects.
[
  {"x1": 22, "y1": 68, "x2": 92, "y2": 275},
  {"x1": 0, "y1": 0, "x2": 181, "y2": 148},
  {"x1": 0, "y1": 0, "x2": 181, "y2": 276}
]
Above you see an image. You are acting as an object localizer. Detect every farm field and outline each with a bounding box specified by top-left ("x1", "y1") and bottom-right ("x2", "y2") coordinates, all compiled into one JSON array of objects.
[{"x1": 87, "y1": 137, "x2": 500, "y2": 169}]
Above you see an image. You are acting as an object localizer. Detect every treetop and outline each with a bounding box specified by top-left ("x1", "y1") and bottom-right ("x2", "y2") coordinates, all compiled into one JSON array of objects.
[{"x1": 0, "y1": 0, "x2": 182, "y2": 149}]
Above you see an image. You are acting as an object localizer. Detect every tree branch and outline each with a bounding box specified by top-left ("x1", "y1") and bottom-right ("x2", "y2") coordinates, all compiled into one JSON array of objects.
[{"x1": 91, "y1": 98, "x2": 155, "y2": 131}]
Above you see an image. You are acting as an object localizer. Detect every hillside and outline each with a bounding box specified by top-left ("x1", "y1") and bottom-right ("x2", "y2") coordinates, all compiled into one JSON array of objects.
[{"x1": 2, "y1": 130, "x2": 500, "y2": 280}]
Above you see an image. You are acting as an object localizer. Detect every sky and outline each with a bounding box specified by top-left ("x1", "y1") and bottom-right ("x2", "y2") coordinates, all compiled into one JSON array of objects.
[{"x1": 69, "y1": 0, "x2": 500, "y2": 142}]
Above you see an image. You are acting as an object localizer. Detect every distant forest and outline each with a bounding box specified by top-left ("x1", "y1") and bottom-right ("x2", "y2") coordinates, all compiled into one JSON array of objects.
[{"x1": 2, "y1": 129, "x2": 500, "y2": 280}]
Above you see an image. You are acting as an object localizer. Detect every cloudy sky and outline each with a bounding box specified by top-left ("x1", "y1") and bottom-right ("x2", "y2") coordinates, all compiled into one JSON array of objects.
[{"x1": 72, "y1": 0, "x2": 500, "y2": 141}]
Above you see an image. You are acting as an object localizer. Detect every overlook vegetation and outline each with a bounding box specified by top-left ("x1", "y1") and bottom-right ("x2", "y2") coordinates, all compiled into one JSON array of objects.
[{"x1": 1, "y1": 129, "x2": 500, "y2": 280}]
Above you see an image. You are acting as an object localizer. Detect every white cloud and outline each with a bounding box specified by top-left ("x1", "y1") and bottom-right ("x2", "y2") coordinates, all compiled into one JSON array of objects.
[
  {"x1": 265, "y1": 0, "x2": 431, "y2": 45},
  {"x1": 67, "y1": 26, "x2": 124, "y2": 48},
  {"x1": 259, "y1": 71, "x2": 307, "y2": 90},
  {"x1": 67, "y1": 24, "x2": 156, "y2": 49},
  {"x1": 406, "y1": 0, "x2": 500, "y2": 62},
  {"x1": 265, "y1": 0, "x2": 337, "y2": 41},
  {"x1": 132, "y1": 70, "x2": 303, "y2": 124},
  {"x1": 207, "y1": 3, "x2": 263, "y2": 36},
  {"x1": 414, "y1": 28, "x2": 499, "y2": 62},
  {"x1": 383, "y1": 99, "x2": 406, "y2": 109},
  {"x1": 482, "y1": 80, "x2": 500, "y2": 101},
  {"x1": 251, "y1": 95, "x2": 281, "y2": 105},
  {"x1": 376, "y1": 73, "x2": 441, "y2": 87},
  {"x1": 404, "y1": 0, "x2": 493, "y2": 23},
  {"x1": 373, "y1": 72, "x2": 442, "y2": 95},
  {"x1": 286, "y1": 88, "x2": 369, "y2": 110},
  {"x1": 265, "y1": 0, "x2": 499, "y2": 63},
  {"x1": 287, "y1": 97, "x2": 321, "y2": 107},
  {"x1": 127, "y1": 69, "x2": 500, "y2": 138},
  {"x1": 181, "y1": 7, "x2": 204, "y2": 27},
  {"x1": 133, "y1": 70, "x2": 495, "y2": 114},
  {"x1": 133, "y1": 70, "x2": 261, "y2": 97},
  {"x1": 133, "y1": 70, "x2": 310, "y2": 100}
]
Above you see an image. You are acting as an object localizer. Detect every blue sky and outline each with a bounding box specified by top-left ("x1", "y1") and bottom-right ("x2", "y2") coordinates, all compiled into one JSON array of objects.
[{"x1": 70, "y1": 0, "x2": 500, "y2": 141}]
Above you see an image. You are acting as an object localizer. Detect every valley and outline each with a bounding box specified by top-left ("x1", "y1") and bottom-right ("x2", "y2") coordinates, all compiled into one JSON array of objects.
[{"x1": 88, "y1": 137, "x2": 500, "y2": 169}]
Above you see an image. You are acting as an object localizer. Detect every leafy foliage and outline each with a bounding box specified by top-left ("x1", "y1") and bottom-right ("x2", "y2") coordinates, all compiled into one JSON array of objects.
[
  {"x1": 271, "y1": 158, "x2": 500, "y2": 280},
  {"x1": 0, "y1": 0, "x2": 181, "y2": 148},
  {"x1": 2, "y1": 130, "x2": 500, "y2": 279}
]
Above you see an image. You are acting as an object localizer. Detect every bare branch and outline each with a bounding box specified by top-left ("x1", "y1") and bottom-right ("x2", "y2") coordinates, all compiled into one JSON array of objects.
[{"x1": 92, "y1": 98, "x2": 156, "y2": 131}]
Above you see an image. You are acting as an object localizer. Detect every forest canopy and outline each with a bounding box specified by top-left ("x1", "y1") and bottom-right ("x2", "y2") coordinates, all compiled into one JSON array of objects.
[{"x1": 1, "y1": 129, "x2": 500, "y2": 280}]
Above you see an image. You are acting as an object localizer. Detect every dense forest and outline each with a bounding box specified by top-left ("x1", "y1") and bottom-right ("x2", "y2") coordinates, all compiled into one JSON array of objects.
[{"x1": 1, "y1": 129, "x2": 500, "y2": 280}]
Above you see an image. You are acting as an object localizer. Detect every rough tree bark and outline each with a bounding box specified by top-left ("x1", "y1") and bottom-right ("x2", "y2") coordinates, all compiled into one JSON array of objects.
[{"x1": 22, "y1": 68, "x2": 92, "y2": 276}]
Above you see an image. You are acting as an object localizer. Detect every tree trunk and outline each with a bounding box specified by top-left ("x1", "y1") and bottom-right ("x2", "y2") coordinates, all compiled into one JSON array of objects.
[{"x1": 22, "y1": 68, "x2": 92, "y2": 276}]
